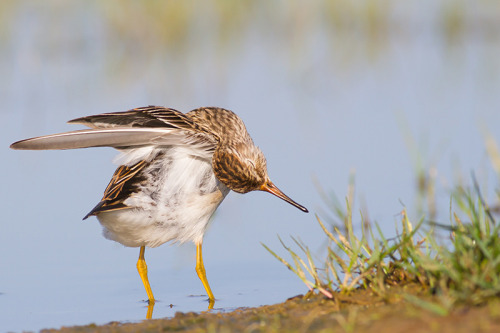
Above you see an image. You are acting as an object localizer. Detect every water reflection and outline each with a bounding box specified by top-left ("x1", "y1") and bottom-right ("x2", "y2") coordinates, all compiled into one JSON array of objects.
[{"x1": 1, "y1": 1, "x2": 500, "y2": 332}]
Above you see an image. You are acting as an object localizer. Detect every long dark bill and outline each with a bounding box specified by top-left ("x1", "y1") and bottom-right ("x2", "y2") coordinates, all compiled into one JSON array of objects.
[{"x1": 261, "y1": 181, "x2": 308, "y2": 213}]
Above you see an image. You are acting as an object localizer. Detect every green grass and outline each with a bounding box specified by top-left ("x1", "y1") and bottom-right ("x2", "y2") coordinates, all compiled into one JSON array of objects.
[{"x1": 264, "y1": 174, "x2": 500, "y2": 314}]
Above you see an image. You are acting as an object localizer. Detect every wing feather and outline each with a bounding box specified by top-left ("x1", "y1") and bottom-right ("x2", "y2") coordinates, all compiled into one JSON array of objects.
[
  {"x1": 10, "y1": 128, "x2": 217, "y2": 151},
  {"x1": 83, "y1": 160, "x2": 148, "y2": 219},
  {"x1": 11, "y1": 106, "x2": 218, "y2": 151},
  {"x1": 68, "y1": 106, "x2": 195, "y2": 129},
  {"x1": 10, "y1": 128, "x2": 182, "y2": 150}
]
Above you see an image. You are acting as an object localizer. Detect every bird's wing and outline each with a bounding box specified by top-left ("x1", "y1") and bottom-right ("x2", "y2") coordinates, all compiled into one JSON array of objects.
[
  {"x1": 83, "y1": 160, "x2": 148, "y2": 219},
  {"x1": 10, "y1": 106, "x2": 218, "y2": 151},
  {"x1": 68, "y1": 106, "x2": 195, "y2": 129}
]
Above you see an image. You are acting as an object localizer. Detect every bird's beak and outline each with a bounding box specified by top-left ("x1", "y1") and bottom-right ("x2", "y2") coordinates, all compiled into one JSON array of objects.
[{"x1": 260, "y1": 181, "x2": 308, "y2": 213}]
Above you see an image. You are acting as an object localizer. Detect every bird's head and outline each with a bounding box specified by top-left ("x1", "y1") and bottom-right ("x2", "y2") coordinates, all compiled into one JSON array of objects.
[{"x1": 212, "y1": 143, "x2": 308, "y2": 213}]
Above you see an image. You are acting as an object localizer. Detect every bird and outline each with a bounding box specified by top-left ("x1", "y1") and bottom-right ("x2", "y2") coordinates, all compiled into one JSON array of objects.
[{"x1": 10, "y1": 106, "x2": 308, "y2": 315}]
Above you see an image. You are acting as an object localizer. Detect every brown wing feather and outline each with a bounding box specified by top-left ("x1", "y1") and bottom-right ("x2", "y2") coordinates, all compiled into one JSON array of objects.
[
  {"x1": 83, "y1": 160, "x2": 148, "y2": 219},
  {"x1": 68, "y1": 106, "x2": 196, "y2": 130}
]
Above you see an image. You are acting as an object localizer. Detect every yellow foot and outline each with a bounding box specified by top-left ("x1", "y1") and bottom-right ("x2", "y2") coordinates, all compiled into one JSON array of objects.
[{"x1": 208, "y1": 298, "x2": 215, "y2": 310}]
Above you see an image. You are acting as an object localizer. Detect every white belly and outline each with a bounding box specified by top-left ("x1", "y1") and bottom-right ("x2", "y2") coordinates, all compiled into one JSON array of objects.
[{"x1": 96, "y1": 147, "x2": 230, "y2": 247}]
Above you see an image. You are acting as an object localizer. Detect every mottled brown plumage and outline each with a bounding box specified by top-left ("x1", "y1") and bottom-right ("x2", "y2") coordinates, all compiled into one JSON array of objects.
[
  {"x1": 189, "y1": 107, "x2": 271, "y2": 194},
  {"x1": 83, "y1": 159, "x2": 149, "y2": 219}
]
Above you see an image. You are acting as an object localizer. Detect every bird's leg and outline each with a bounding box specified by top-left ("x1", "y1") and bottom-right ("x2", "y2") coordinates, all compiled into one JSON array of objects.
[
  {"x1": 195, "y1": 241, "x2": 215, "y2": 309},
  {"x1": 137, "y1": 246, "x2": 155, "y2": 306}
]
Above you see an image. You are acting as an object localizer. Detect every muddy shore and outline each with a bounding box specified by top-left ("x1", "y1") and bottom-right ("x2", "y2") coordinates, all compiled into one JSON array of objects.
[{"x1": 40, "y1": 284, "x2": 500, "y2": 333}]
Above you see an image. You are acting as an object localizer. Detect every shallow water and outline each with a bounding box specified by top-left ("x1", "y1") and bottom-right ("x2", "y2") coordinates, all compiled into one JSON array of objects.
[
  {"x1": 1, "y1": 1, "x2": 500, "y2": 332},
  {"x1": 2, "y1": 259, "x2": 305, "y2": 331}
]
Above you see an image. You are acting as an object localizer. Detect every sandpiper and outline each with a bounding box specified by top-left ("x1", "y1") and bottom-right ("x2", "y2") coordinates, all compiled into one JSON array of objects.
[{"x1": 10, "y1": 106, "x2": 308, "y2": 313}]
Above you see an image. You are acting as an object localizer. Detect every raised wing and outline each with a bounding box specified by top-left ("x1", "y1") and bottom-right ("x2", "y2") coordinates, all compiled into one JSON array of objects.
[{"x1": 10, "y1": 106, "x2": 218, "y2": 151}]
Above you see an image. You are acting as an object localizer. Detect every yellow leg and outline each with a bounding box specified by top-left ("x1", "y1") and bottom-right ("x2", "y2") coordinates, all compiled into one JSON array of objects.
[
  {"x1": 137, "y1": 246, "x2": 155, "y2": 306},
  {"x1": 195, "y1": 241, "x2": 215, "y2": 308}
]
